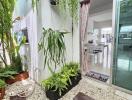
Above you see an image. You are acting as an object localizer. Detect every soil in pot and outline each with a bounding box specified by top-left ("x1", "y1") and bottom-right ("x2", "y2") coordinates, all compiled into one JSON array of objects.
[
  {"x1": 46, "y1": 73, "x2": 81, "y2": 100},
  {"x1": 6, "y1": 71, "x2": 29, "y2": 85},
  {"x1": 0, "y1": 88, "x2": 5, "y2": 100}
]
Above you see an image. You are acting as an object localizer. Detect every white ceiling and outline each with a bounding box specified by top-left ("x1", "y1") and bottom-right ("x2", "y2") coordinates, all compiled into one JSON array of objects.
[
  {"x1": 90, "y1": 0, "x2": 113, "y2": 9},
  {"x1": 89, "y1": 0, "x2": 113, "y2": 22},
  {"x1": 91, "y1": 10, "x2": 112, "y2": 22}
]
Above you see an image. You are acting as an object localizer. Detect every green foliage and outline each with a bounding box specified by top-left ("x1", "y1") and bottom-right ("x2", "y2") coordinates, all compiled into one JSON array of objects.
[
  {"x1": 0, "y1": 79, "x2": 6, "y2": 88},
  {"x1": 58, "y1": 0, "x2": 79, "y2": 22},
  {"x1": 0, "y1": 67, "x2": 17, "y2": 79},
  {"x1": 41, "y1": 62, "x2": 79, "y2": 96},
  {"x1": 0, "y1": 0, "x2": 16, "y2": 66},
  {"x1": 120, "y1": 0, "x2": 132, "y2": 13},
  {"x1": 38, "y1": 28, "x2": 66, "y2": 72},
  {"x1": 32, "y1": 0, "x2": 39, "y2": 10}
]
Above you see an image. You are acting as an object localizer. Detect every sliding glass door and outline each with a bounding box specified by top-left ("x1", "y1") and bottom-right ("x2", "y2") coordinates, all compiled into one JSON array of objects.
[{"x1": 112, "y1": 0, "x2": 132, "y2": 91}]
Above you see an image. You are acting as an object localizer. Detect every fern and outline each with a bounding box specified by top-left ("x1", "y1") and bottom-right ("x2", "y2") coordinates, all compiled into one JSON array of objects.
[{"x1": 41, "y1": 62, "x2": 80, "y2": 96}]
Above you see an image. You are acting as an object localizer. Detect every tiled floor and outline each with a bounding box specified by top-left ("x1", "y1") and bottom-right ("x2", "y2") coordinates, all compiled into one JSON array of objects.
[{"x1": 59, "y1": 77, "x2": 132, "y2": 100}]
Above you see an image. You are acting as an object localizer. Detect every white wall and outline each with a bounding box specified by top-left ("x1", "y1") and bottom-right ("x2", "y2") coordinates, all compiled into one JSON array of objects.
[
  {"x1": 94, "y1": 20, "x2": 112, "y2": 29},
  {"x1": 88, "y1": 10, "x2": 112, "y2": 33},
  {"x1": 37, "y1": 0, "x2": 79, "y2": 80}
]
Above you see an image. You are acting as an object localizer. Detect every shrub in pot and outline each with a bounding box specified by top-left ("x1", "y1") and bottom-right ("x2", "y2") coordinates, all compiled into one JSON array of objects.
[
  {"x1": 0, "y1": 79, "x2": 6, "y2": 100},
  {"x1": 41, "y1": 62, "x2": 81, "y2": 100}
]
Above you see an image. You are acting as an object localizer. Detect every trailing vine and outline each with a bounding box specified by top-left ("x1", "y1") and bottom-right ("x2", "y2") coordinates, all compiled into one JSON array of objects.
[{"x1": 58, "y1": 0, "x2": 79, "y2": 22}]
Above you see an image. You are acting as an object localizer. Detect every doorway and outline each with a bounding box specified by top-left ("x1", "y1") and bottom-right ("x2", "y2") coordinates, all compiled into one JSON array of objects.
[{"x1": 81, "y1": 0, "x2": 113, "y2": 83}]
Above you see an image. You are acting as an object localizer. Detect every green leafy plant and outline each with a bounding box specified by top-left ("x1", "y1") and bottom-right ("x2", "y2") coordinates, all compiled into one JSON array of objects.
[
  {"x1": 0, "y1": 79, "x2": 6, "y2": 88},
  {"x1": 58, "y1": 0, "x2": 79, "y2": 22},
  {"x1": 38, "y1": 28, "x2": 66, "y2": 72},
  {"x1": 120, "y1": 0, "x2": 132, "y2": 13},
  {"x1": 41, "y1": 62, "x2": 79, "y2": 96},
  {"x1": 0, "y1": 67, "x2": 17, "y2": 79},
  {"x1": 0, "y1": 0, "x2": 16, "y2": 66},
  {"x1": 32, "y1": 0, "x2": 39, "y2": 10},
  {"x1": 0, "y1": 0, "x2": 28, "y2": 79}
]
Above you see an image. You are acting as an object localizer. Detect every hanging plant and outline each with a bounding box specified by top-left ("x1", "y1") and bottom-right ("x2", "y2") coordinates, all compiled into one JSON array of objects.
[
  {"x1": 50, "y1": 0, "x2": 79, "y2": 22},
  {"x1": 32, "y1": 0, "x2": 40, "y2": 11},
  {"x1": 38, "y1": 28, "x2": 66, "y2": 73}
]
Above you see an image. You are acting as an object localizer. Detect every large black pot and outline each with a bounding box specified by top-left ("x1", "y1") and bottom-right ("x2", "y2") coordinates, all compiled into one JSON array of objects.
[{"x1": 46, "y1": 73, "x2": 81, "y2": 100}]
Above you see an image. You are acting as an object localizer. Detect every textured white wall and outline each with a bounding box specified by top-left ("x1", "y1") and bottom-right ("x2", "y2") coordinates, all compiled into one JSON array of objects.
[{"x1": 37, "y1": 0, "x2": 79, "y2": 80}]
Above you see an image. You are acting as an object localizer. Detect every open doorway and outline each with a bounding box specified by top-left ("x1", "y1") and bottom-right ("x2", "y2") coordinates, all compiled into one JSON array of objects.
[{"x1": 81, "y1": 0, "x2": 113, "y2": 83}]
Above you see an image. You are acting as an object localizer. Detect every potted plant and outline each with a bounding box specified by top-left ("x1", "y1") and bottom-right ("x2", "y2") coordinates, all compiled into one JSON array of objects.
[
  {"x1": 50, "y1": 0, "x2": 79, "y2": 22},
  {"x1": 41, "y1": 62, "x2": 81, "y2": 100},
  {"x1": 0, "y1": 0, "x2": 29, "y2": 84},
  {"x1": 0, "y1": 79, "x2": 6, "y2": 100}
]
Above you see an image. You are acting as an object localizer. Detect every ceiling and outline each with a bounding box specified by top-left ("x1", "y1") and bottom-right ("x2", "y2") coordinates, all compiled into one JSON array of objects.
[
  {"x1": 91, "y1": 11, "x2": 112, "y2": 22},
  {"x1": 89, "y1": 0, "x2": 113, "y2": 14},
  {"x1": 90, "y1": 0, "x2": 113, "y2": 9}
]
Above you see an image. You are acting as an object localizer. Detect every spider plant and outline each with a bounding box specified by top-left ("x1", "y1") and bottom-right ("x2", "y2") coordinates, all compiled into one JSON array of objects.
[{"x1": 38, "y1": 28, "x2": 66, "y2": 73}]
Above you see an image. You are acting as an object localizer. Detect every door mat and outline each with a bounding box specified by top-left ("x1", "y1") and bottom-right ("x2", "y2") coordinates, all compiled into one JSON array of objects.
[{"x1": 86, "y1": 71, "x2": 109, "y2": 82}]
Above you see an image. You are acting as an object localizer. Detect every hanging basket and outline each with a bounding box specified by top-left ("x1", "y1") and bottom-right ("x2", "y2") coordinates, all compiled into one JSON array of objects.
[{"x1": 50, "y1": 0, "x2": 58, "y2": 5}]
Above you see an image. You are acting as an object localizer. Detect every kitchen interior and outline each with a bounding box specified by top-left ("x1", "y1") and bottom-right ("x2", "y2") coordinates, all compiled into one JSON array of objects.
[{"x1": 84, "y1": 0, "x2": 113, "y2": 82}]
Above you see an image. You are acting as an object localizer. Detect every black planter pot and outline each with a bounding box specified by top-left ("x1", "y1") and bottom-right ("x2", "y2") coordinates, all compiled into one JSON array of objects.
[
  {"x1": 50, "y1": 0, "x2": 57, "y2": 5},
  {"x1": 46, "y1": 73, "x2": 81, "y2": 100}
]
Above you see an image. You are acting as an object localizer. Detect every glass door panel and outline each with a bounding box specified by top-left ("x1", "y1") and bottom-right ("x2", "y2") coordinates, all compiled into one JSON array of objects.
[{"x1": 113, "y1": 0, "x2": 132, "y2": 91}]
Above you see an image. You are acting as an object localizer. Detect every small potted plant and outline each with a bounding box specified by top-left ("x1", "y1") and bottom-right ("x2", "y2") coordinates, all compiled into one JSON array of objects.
[{"x1": 0, "y1": 79, "x2": 6, "y2": 100}]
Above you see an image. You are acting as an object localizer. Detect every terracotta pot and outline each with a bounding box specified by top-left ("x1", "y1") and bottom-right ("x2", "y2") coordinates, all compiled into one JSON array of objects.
[
  {"x1": 6, "y1": 71, "x2": 29, "y2": 85},
  {"x1": 0, "y1": 88, "x2": 5, "y2": 100}
]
